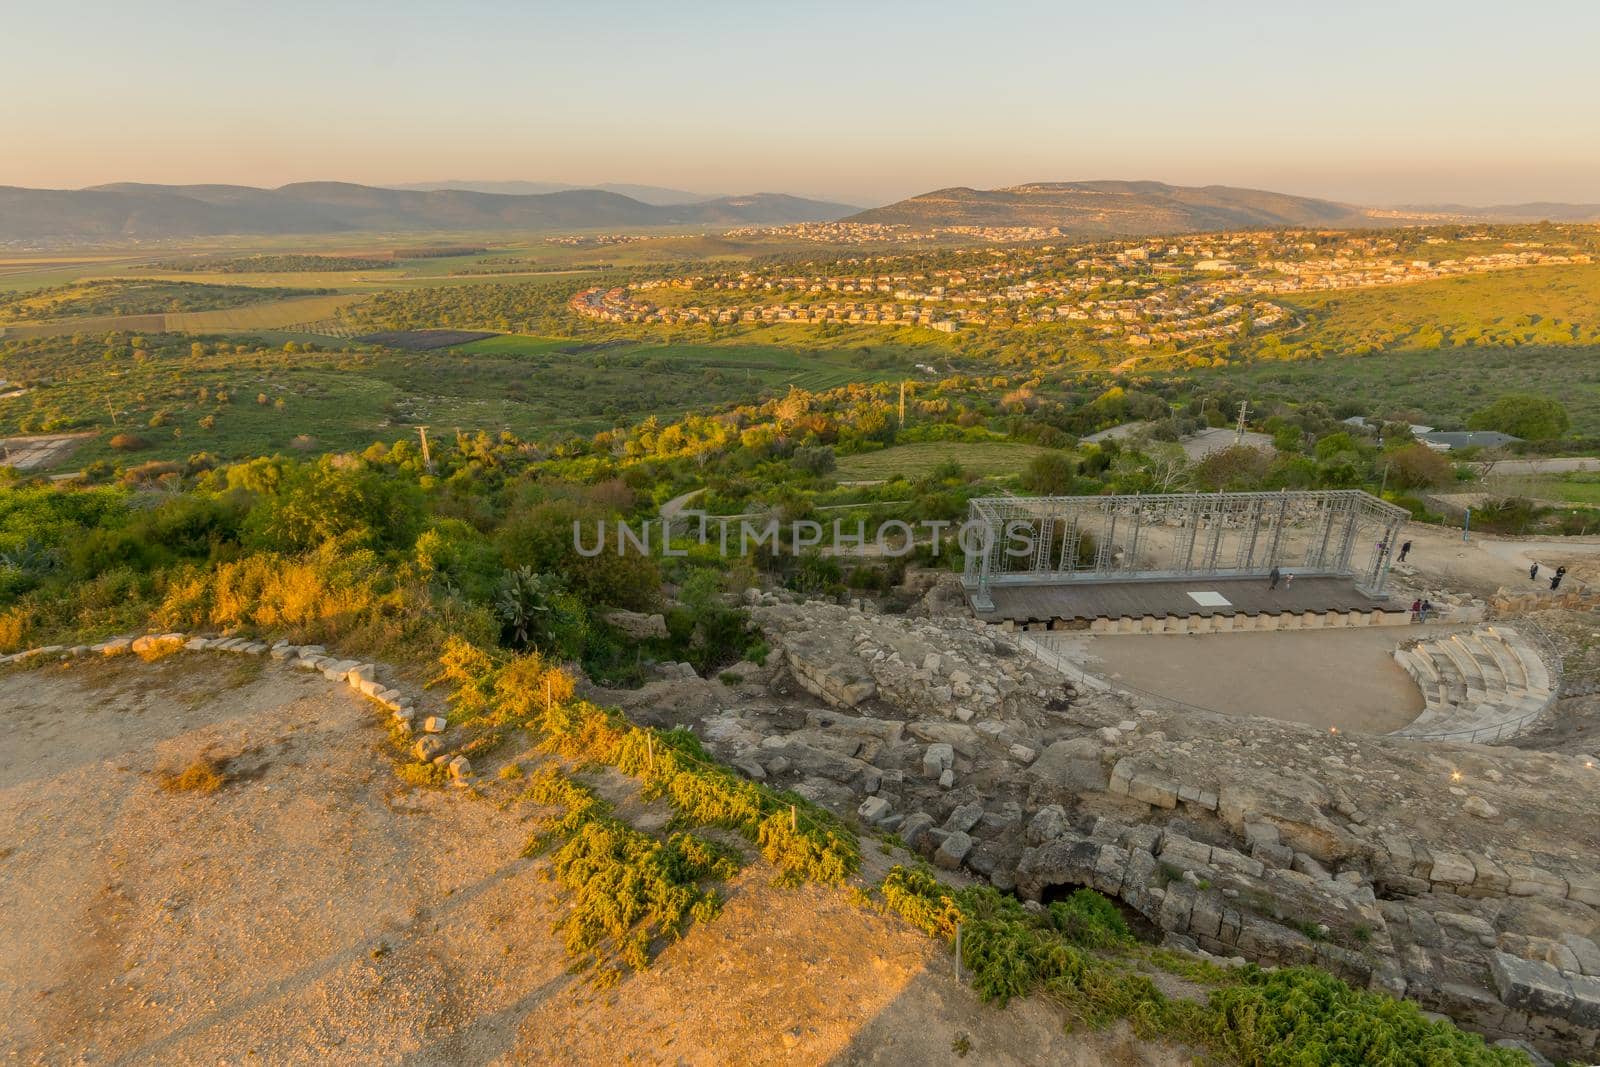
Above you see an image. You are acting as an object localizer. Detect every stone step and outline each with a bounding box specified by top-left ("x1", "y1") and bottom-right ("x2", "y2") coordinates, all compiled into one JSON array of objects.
[
  {"x1": 1478, "y1": 634, "x2": 1530, "y2": 690},
  {"x1": 1391, "y1": 624, "x2": 1557, "y2": 742},
  {"x1": 1453, "y1": 634, "x2": 1511, "y2": 693}
]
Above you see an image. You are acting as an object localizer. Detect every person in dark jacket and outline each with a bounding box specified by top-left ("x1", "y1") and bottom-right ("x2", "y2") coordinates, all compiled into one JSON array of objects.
[
  {"x1": 1398, "y1": 540, "x2": 1412, "y2": 562},
  {"x1": 1530, "y1": 562, "x2": 1540, "y2": 581},
  {"x1": 1269, "y1": 566, "x2": 1281, "y2": 590},
  {"x1": 1552, "y1": 566, "x2": 1567, "y2": 591}
]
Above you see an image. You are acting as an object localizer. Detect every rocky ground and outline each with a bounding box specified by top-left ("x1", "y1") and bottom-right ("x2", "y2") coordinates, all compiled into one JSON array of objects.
[{"x1": 595, "y1": 575, "x2": 1600, "y2": 1062}]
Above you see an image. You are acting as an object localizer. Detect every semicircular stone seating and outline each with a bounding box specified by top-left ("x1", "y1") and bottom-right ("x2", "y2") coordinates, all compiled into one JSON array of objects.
[{"x1": 1390, "y1": 624, "x2": 1555, "y2": 742}]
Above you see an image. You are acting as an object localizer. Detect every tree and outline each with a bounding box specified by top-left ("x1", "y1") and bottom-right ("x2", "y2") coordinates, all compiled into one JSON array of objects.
[
  {"x1": 1192, "y1": 446, "x2": 1272, "y2": 490},
  {"x1": 1385, "y1": 443, "x2": 1452, "y2": 489},
  {"x1": 1467, "y1": 395, "x2": 1569, "y2": 441},
  {"x1": 1021, "y1": 451, "x2": 1077, "y2": 495}
]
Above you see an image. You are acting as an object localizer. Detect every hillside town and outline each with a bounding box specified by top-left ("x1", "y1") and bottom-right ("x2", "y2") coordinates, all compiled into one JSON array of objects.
[{"x1": 569, "y1": 226, "x2": 1594, "y2": 344}]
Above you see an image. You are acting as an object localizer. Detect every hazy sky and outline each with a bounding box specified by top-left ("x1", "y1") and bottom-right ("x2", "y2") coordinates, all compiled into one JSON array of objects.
[{"x1": 5, "y1": 0, "x2": 1599, "y2": 206}]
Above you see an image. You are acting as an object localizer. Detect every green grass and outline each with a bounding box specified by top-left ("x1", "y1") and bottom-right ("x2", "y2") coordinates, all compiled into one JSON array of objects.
[
  {"x1": 834, "y1": 440, "x2": 1050, "y2": 480},
  {"x1": 1485, "y1": 470, "x2": 1600, "y2": 504},
  {"x1": 453, "y1": 334, "x2": 577, "y2": 357},
  {"x1": 0, "y1": 332, "x2": 910, "y2": 471},
  {"x1": 1185, "y1": 263, "x2": 1600, "y2": 434},
  {"x1": 1201, "y1": 344, "x2": 1600, "y2": 437}
]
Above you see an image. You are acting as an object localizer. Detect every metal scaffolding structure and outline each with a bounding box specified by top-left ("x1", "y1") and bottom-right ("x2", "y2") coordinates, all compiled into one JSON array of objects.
[{"x1": 962, "y1": 489, "x2": 1408, "y2": 611}]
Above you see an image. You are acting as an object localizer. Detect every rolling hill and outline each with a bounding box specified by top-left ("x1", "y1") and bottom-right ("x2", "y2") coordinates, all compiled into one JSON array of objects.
[
  {"x1": 848, "y1": 180, "x2": 1371, "y2": 234},
  {"x1": 388, "y1": 180, "x2": 727, "y2": 205},
  {"x1": 0, "y1": 182, "x2": 857, "y2": 242}
]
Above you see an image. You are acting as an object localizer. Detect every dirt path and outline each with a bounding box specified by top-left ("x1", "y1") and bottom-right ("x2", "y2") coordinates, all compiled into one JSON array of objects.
[
  {"x1": 1393, "y1": 520, "x2": 1600, "y2": 597},
  {"x1": 0, "y1": 655, "x2": 1192, "y2": 1065}
]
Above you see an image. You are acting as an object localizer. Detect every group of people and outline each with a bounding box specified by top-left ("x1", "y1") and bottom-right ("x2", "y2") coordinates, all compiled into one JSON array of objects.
[
  {"x1": 1529, "y1": 562, "x2": 1568, "y2": 590},
  {"x1": 1409, "y1": 597, "x2": 1435, "y2": 623}
]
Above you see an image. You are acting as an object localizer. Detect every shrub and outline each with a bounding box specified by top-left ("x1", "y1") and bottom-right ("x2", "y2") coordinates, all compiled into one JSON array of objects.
[
  {"x1": 526, "y1": 767, "x2": 738, "y2": 985},
  {"x1": 159, "y1": 754, "x2": 228, "y2": 793},
  {"x1": 1383, "y1": 442, "x2": 1451, "y2": 489},
  {"x1": 1208, "y1": 967, "x2": 1525, "y2": 1066},
  {"x1": 109, "y1": 433, "x2": 149, "y2": 452},
  {"x1": 881, "y1": 864, "x2": 963, "y2": 941},
  {"x1": 443, "y1": 647, "x2": 860, "y2": 886},
  {"x1": 1021, "y1": 451, "x2": 1077, "y2": 495}
]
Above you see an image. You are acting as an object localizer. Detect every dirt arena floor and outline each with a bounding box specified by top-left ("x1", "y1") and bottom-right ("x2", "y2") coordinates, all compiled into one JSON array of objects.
[{"x1": 1070, "y1": 625, "x2": 1447, "y2": 734}]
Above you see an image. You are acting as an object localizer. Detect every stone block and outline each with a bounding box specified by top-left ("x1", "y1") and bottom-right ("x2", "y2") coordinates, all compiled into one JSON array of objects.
[
  {"x1": 944, "y1": 802, "x2": 984, "y2": 834},
  {"x1": 1429, "y1": 851, "x2": 1476, "y2": 886},
  {"x1": 1127, "y1": 773, "x2": 1179, "y2": 809},
  {"x1": 1504, "y1": 863, "x2": 1567, "y2": 898},
  {"x1": 447, "y1": 755, "x2": 472, "y2": 780},
  {"x1": 1560, "y1": 934, "x2": 1600, "y2": 977},
  {"x1": 1436, "y1": 911, "x2": 1497, "y2": 948},
  {"x1": 899, "y1": 812, "x2": 935, "y2": 849},
  {"x1": 422, "y1": 715, "x2": 448, "y2": 734},
  {"x1": 1158, "y1": 881, "x2": 1197, "y2": 933},
  {"x1": 413, "y1": 736, "x2": 444, "y2": 761},
  {"x1": 857, "y1": 796, "x2": 892, "y2": 825},
  {"x1": 1566, "y1": 875, "x2": 1600, "y2": 908},
  {"x1": 935, "y1": 831, "x2": 973, "y2": 870},
  {"x1": 1490, "y1": 951, "x2": 1576, "y2": 1018},
  {"x1": 1025, "y1": 805, "x2": 1070, "y2": 846},
  {"x1": 1465, "y1": 852, "x2": 1510, "y2": 894},
  {"x1": 1567, "y1": 972, "x2": 1600, "y2": 1028},
  {"x1": 1158, "y1": 834, "x2": 1213, "y2": 871},
  {"x1": 922, "y1": 743, "x2": 954, "y2": 778},
  {"x1": 1029, "y1": 737, "x2": 1107, "y2": 794}
]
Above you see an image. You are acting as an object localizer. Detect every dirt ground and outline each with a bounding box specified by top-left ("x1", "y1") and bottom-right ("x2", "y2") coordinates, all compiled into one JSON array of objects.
[
  {"x1": 1393, "y1": 520, "x2": 1600, "y2": 598},
  {"x1": 0, "y1": 654, "x2": 1192, "y2": 1066},
  {"x1": 1074, "y1": 626, "x2": 1433, "y2": 733}
]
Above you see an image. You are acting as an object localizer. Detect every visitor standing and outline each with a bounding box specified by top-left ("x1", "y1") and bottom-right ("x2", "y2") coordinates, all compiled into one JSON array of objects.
[
  {"x1": 1269, "y1": 566, "x2": 1281, "y2": 590},
  {"x1": 1552, "y1": 566, "x2": 1567, "y2": 591},
  {"x1": 1399, "y1": 540, "x2": 1412, "y2": 562},
  {"x1": 1530, "y1": 562, "x2": 1540, "y2": 581}
]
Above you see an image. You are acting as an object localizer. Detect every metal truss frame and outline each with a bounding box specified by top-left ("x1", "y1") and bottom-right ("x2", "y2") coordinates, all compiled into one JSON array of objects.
[{"x1": 962, "y1": 489, "x2": 1407, "y2": 611}]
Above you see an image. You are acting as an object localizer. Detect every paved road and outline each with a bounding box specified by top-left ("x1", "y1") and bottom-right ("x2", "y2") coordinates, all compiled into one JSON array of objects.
[{"x1": 1482, "y1": 457, "x2": 1600, "y2": 475}]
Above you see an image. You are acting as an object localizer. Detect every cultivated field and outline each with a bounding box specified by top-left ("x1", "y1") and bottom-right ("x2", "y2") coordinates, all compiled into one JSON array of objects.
[{"x1": 835, "y1": 440, "x2": 1053, "y2": 480}]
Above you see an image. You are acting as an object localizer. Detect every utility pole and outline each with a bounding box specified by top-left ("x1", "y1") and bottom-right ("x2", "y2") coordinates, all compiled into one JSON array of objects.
[
  {"x1": 417, "y1": 425, "x2": 433, "y2": 474},
  {"x1": 1234, "y1": 399, "x2": 1250, "y2": 445},
  {"x1": 898, "y1": 380, "x2": 908, "y2": 430}
]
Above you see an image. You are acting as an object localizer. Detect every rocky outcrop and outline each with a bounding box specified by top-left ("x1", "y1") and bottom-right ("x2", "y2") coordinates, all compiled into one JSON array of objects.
[{"x1": 589, "y1": 595, "x2": 1600, "y2": 1059}]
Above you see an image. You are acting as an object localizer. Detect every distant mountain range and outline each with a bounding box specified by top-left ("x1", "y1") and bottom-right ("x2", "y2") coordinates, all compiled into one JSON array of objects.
[
  {"x1": 387, "y1": 180, "x2": 727, "y2": 205},
  {"x1": 850, "y1": 181, "x2": 1600, "y2": 234},
  {"x1": 848, "y1": 181, "x2": 1369, "y2": 234},
  {"x1": 4, "y1": 177, "x2": 1597, "y2": 245},
  {"x1": 0, "y1": 182, "x2": 857, "y2": 242}
]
